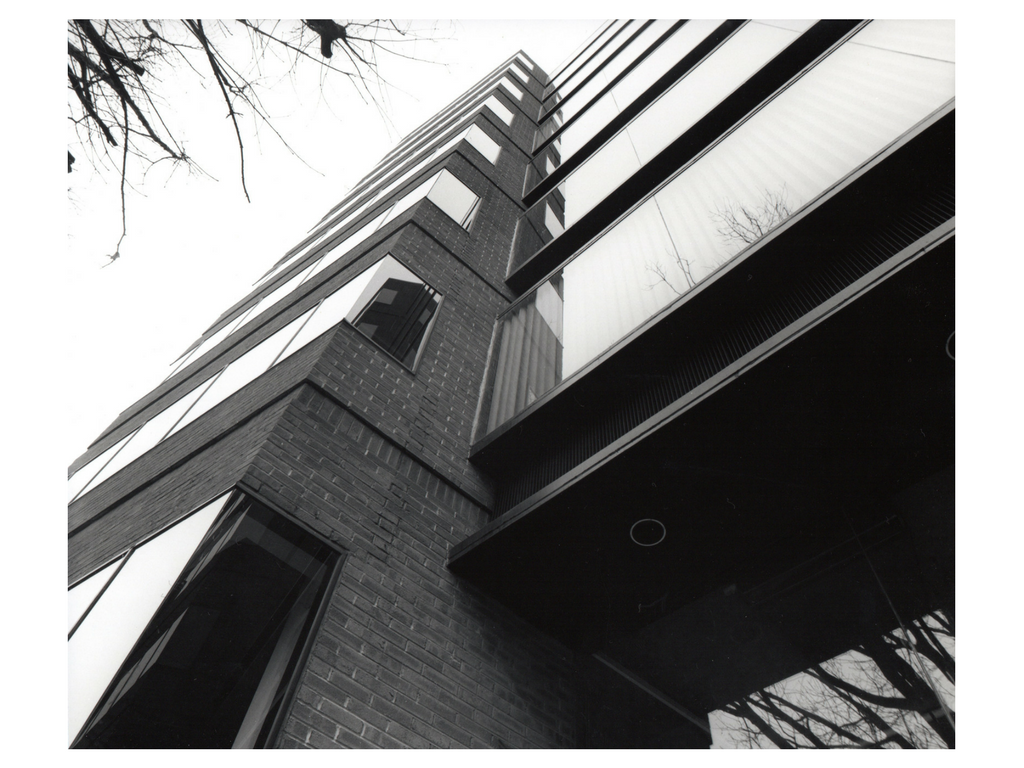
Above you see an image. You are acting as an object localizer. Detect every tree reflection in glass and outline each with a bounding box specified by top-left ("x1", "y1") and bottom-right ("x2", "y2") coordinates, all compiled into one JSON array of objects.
[
  {"x1": 484, "y1": 20, "x2": 954, "y2": 434},
  {"x1": 709, "y1": 610, "x2": 955, "y2": 748}
]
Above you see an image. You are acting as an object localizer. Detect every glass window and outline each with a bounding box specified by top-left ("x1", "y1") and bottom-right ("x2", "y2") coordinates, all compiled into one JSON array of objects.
[
  {"x1": 542, "y1": 20, "x2": 647, "y2": 110},
  {"x1": 68, "y1": 556, "x2": 125, "y2": 634},
  {"x1": 709, "y1": 610, "x2": 955, "y2": 748},
  {"x1": 75, "y1": 252, "x2": 448, "y2": 503},
  {"x1": 278, "y1": 272, "x2": 376, "y2": 359},
  {"x1": 426, "y1": 169, "x2": 481, "y2": 229},
  {"x1": 255, "y1": 123, "x2": 470, "y2": 292},
  {"x1": 367, "y1": 126, "x2": 471, "y2": 211},
  {"x1": 542, "y1": 20, "x2": 810, "y2": 234},
  {"x1": 69, "y1": 493, "x2": 230, "y2": 744},
  {"x1": 547, "y1": 21, "x2": 614, "y2": 86},
  {"x1": 544, "y1": 203, "x2": 565, "y2": 238},
  {"x1": 381, "y1": 175, "x2": 439, "y2": 226},
  {"x1": 346, "y1": 257, "x2": 442, "y2": 369},
  {"x1": 486, "y1": 19, "x2": 954, "y2": 433},
  {"x1": 185, "y1": 57, "x2": 544, "y2": 381},
  {"x1": 483, "y1": 95, "x2": 515, "y2": 126},
  {"x1": 71, "y1": 256, "x2": 444, "y2": 502},
  {"x1": 535, "y1": 21, "x2": 714, "y2": 156},
  {"x1": 234, "y1": 261, "x2": 320, "y2": 335},
  {"x1": 510, "y1": 62, "x2": 531, "y2": 83},
  {"x1": 166, "y1": 301, "x2": 261, "y2": 382},
  {"x1": 465, "y1": 125, "x2": 501, "y2": 165},
  {"x1": 546, "y1": 20, "x2": 631, "y2": 98},
  {"x1": 68, "y1": 430, "x2": 136, "y2": 502},
  {"x1": 166, "y1": 310, "x2": 313, "y2": 440},
  {"x1": 376, "y1": 63, "x2": 512, "y2": 167},
  {"x1": 327, "y1": 58, "x2": 526, "y2": 218},
  {"x1": 499, "y1": 76, "x2": 524, "y2": 102},
  {"x1": 301, "y1": 210, "x2": 390, "y2": 286},
  {"x1": 77, "y1": 380, "x2": 214, "y2": 498},
  {"x1": 69, "y1": 493, "x2": 340, "y2": 748},
  {"x1": 357, "y1": 55, "x2": 532, "y2": 194}
]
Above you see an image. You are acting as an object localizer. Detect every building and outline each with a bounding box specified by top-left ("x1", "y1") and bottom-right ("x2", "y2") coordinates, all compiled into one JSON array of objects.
[{"x1": 68, "y1": 19, "x2": 955, "y2": 749}]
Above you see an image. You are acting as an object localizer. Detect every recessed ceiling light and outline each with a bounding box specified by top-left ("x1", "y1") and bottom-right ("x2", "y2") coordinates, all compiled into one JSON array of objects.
[{"x1": 630, "y1": 518, "x2": 666, "y2": 547}]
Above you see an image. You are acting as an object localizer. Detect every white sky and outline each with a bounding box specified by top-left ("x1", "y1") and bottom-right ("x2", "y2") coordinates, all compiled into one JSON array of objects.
[
  {"x1": 63, "y1": 19, "x2": 606, "y2": 466},
  {"x1": 12, "y1": 5, "x2": 1018, "y2": 759}
]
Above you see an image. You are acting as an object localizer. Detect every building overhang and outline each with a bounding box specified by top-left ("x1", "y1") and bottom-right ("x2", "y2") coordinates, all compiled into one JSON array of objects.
[{"x1": 451, "y1": 111, "x2": 955, "y2": 697}]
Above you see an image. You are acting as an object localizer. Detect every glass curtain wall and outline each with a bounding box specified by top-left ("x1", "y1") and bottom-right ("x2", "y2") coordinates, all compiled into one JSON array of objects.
[
  {"x1": 519, "y1": 19, "x2": 816, "y2": 265},
  {"x1": 485, "y1": 20, "x2": 954, "y2": 433},
  {"x1": 534, "y1": 20, "x2": 681, "y2": 150},
  {"x1": 708, "y1": 609, "x2": 955, "y2": 748},
  {"x1": 542, "y1": 20, "x2": 631, "y2": 101}
]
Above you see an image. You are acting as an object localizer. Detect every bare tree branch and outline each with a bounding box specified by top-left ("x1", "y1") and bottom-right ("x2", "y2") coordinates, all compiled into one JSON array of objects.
[
  {"x1": 68, "y1": 19, "x2": 443, "y2": 261},
  {"x1": 716, "y1": 610, "x2": 954, "y2": 748},
  {"x1": 711, "y1": 186, "x2": 794, "y2": 249},
  {"x1": 185, "y1": 19, "x2": 250, "y2": 202}
]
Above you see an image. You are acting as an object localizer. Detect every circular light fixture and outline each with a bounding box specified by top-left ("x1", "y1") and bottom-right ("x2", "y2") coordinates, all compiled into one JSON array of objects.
[{"x1": 630, "y1": 518, "x2": 666, "y2": 547}]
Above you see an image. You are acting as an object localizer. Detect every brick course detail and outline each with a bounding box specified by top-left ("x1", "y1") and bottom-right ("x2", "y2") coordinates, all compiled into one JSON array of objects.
[{"x1": 246, "y1": 385, "x2": 577, "y2": 748}]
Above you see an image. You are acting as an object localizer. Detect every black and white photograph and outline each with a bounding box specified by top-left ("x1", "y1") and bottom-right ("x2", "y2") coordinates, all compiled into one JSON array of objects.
[{"x1": 58, "y1": 13, "x2": 963, "y2": 750}]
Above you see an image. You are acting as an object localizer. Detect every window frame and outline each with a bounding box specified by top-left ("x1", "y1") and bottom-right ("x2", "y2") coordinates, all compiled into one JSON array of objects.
[
  {"x1": 344, "y1": 254, "x2": 445, "y2": 374},
  {"x1": 69, "y1": 489, "x2": 345, "y2": 749}
]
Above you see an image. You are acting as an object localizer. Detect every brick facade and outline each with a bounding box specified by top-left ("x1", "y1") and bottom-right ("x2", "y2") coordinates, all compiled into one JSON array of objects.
[
  {"x1": 69, "y1": 52, "x2": 582, "y2": 749},
  {"x1": 249, "y1": 386, "x2": 576, "y2": 748}
]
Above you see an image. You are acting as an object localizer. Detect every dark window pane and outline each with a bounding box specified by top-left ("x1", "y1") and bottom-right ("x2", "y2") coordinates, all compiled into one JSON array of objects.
[
  {"x1": 354, "y1": 277, "x2": 440, "y2": 368},
  {"x1": 72, "y1": 497, "x2": 338, "y2": 749}
]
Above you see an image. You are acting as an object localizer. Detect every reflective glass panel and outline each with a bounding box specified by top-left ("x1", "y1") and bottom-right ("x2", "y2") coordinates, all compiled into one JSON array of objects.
[
  {"x1": 279, "y1": 282, "x2": 369, "y2": 359},
  {"x1": 68, "y1": 556, "x2": 125, "y2": 633},
  {"x1": 347, "y1": 258, "x2": 442, "y2": 368},
  {"x1": 546, "y1": 20, "x2": 631, "y2": 97},
  {"x1": 537, "y1": 20, "x2": 680, "y2": 148},
  {"x1": 547, "y1": 21, "x2": 614, "y2": 88},
  {"x1": 709, "y1": 610, "x2": 955, "y2": 748},
  {"x1": 553, "y1": 20, "x2": 809, "y2": 231},
  {"x1": 257, "y1": 123, "x2": 471, "y2": 290},
  {"x1": 483, "y1": 95, "x2": 514, "y2": 125},
  {"x1": 68, "y1": 430, "x2": 136, "y2": 502},
  {"x1": 165, "y1": 314, "x2": 307, "y2": 439},
  {"x1": 510, "y1": 62, "x2": 531, "y2": 83},
  {"x1": 381, "y1": 174, "x2": 439, "y2": 226},
  {"x1": 376, "y1": 63, "x2": 511, "y2": 166},
  {"x1": 426, "y1": 170, "x2": 480, "y2": 228},
  {"x1": 300, "y1": 210, "x2": 390, "y2": 285},
  {"x1": 165, "y1": 342, "x2": 201, "y2": 381},
  {"x1": 486, "y1": 20, "x2": 954, "y2": 431},
  {"x1": 499, "y1": 76, "x2": 524, "y2": 102},
  {"x1": 544, "y1": 203, "x2": 565, "y2": 238},
  {"x1": 233, "y1": 260, "x2": 320, "y2": 334},
  {"x1": 465, "y1": 125, "x2": 502, "y2": 164},
  {"x1": 355, "y1": 81, "x2": 498, "y2": 195},
  {"x1": 80, "y1": 380, "x2": 214, "y2": 495},
  {"x1": 168, "y1": 287, "x2": 278, "y2": 380},
  {"x1": 69, "y1": 494, "x2": 230, "y2": 744},
  {"x1": 536, "y1": 20, "x2": 724, "y2": 166},
  {"x1": 71, "y1": 495, "x2": 339, "y2": 749},
  {"x1": 542, "y1": 20, "x2": 649, "y2": 113}
]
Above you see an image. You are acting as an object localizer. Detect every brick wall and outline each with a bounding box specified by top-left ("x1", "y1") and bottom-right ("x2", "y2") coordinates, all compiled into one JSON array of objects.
[
  {"x1": 308, "y1": 223, "x2": 512, "y2": 510},
  {"x1": 68, "y1": 389, "x2": 300, "y2": 582},
  {"x1": 68, "y1": 60, "x2": 576, "y2": 748},
  {"x1": 73, "y1": 94, "x2": 534, "y2": 458},
  {"x1": 68, "y1": 332, "x2": 330, "y2": 532},
  {"x1": 244, "y1": 385, "x2": 578, "y2": 748}
]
